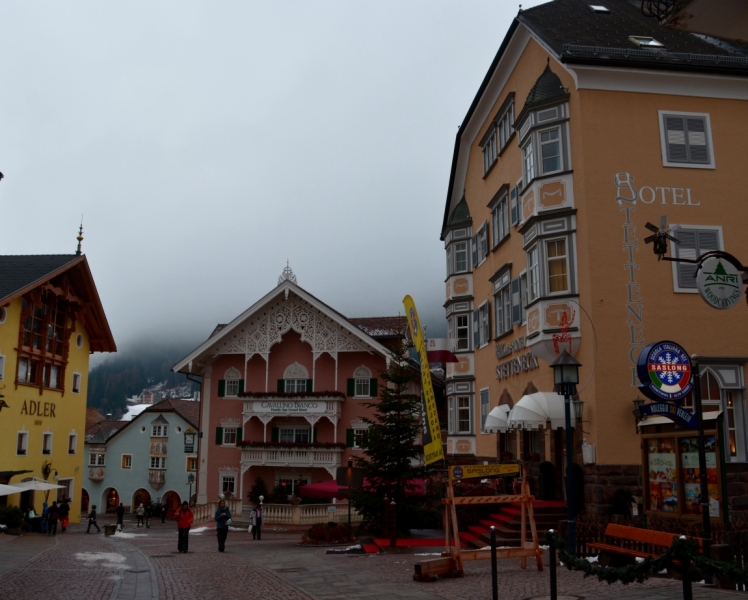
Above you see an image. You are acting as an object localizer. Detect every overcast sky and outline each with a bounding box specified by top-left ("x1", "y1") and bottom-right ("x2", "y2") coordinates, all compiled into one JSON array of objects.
[{"x1": 0, "y1": 1, "x2": 545, "y2": 361}]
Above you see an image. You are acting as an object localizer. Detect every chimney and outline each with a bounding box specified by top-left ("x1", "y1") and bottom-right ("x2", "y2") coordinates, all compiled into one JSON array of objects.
[{"x1": 106, "y1": 413, "x2": 112, "y2": 421}]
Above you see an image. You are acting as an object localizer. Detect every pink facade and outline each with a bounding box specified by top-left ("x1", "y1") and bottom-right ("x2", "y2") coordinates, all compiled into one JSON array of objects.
[{"x1": 173, "y1": 270, "x2": 406, "y2": 507}]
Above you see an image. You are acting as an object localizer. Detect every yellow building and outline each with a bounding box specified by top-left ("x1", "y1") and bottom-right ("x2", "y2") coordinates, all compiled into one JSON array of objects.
[
  {"x1": 441, "y1": 0, "x2": 748, "y2": 516},
  {"x1": 0, "y1": 253, "x2": 115, "y2": 521}
]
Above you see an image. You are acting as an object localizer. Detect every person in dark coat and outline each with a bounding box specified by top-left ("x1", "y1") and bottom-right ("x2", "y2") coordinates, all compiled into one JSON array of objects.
[
  {"x1": 161, "y1": 503, "x2": 168, "y2": 523},
  {"x1": 254, "y1": 505, "x2": 263, "y2": 540},
  {"x1": 40, "y1": 501, "x2": 49, "y2": 534},
  {"x1": 47, "y1": 501, "x2": 59, "y2": 536},
  {"x1": 116, "y1": 503, "x2": 125, "y2": 530},
  {"x1": 214, "y1": 500, "x2": 231, "y2": 552},
  {"x1": 58, "y1": 499, "x2": 70, "y2": 532},
  {"x1": 87, "y1": 505, "x2": 101, "y2": 533}
]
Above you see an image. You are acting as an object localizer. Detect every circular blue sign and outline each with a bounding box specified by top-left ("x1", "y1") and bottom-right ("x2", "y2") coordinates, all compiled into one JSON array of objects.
[{"x1": 636, "y1": 340, "x2": 693, "y2": 402}]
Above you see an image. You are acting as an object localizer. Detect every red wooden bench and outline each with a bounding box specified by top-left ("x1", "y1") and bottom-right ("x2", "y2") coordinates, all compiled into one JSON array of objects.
[{"x1": 586, "y1": 524, "x2": 703, "y2": 566}]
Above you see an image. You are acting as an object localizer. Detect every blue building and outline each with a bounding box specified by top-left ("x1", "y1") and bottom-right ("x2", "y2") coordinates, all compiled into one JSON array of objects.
[{"x1": 83, "y1": 398, "x2": 199, "y2": 515}]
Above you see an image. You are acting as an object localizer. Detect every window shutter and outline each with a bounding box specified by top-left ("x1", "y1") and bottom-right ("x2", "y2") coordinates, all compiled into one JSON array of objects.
[
  {"x1": 346, "y1": 429, "x2": 354, "y2": 448},
  {"x1": 277, "y1": 379, "x2": 285, "y2": 393},
  {"x1": 510, "y1": 186, "x2": 519, "y2": 225},
  {"x1": 306, "y1": 379, "x2": 313, "y2": 393},
  {"x1": 312, "y1": 427, "x2": 317, "y2": 442},
  {"x1": 483, "y1": 221, "x2": 489, "y2": 259},
  {"x1": 686, "y1": 118, "x2": 709, "y2": 163},
  {"x1": 471, "y1": 235, "x2": 478, "y2": 269},
  {"x1": 271, "y1": 428, "x2": 279, "y2": 442},
  {"x1": 675, "y1": 230, "x2": 698, "y2": 288},
  {"x1": 215, "y1": 427, "x2": 223, "y2": 445},
  {"x1": 369, "y1": 378, "x2": 378, "y2": 398},
  {"x1": 511, "y1": 278, "x2": 522, "y2": 324},
  {"x1": 665, "y1": 116, "x2": 688, "y2": 163},
  {"x1": 472, "y1": 309, "x2": 480, "y2": 348},
  {"x1": 238, "y1": 380, "x2": 245, "y2": 394},
  {"x1": 346, "y1": 378, "x2": 355, "y2": 397},
  {"x1": 236, "y1": 428, "x2": 243, "y2": 443},
  {"x1": 217, "y1": 380, "x2": 225, "y2": 397}
]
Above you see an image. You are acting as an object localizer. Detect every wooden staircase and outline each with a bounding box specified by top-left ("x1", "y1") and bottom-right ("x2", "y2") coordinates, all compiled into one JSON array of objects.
[{"x1": 459, "y1": 500, "x2": 567, "y2": 548}]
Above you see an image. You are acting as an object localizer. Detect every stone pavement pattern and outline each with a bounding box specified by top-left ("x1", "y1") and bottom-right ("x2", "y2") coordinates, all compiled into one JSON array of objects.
[{"x1": 1, "y1": 520, "x2": 747, "y2": 600}]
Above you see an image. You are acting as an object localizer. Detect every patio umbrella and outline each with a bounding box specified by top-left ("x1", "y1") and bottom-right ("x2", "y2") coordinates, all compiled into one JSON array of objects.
[
  {"x1": 9, "y1": 477, "x2": 64, "y2": 492},
  {"x1": 507, "y1": 394, "x2": 548, "y2": 429},
  {"x1": 527, "y1": 392, "x2": 574, "y2": 429},
  {"x1": 483, "y1": 404, "x2": 511, "y2": 433},
  {"x1": 0, "y1": 483, "x2": 22, "y2": 496}
]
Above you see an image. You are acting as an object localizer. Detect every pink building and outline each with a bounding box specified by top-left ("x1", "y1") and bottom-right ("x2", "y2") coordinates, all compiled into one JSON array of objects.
[{"x1": 173, "y1": 267, "x2": 409, "y2": 507}]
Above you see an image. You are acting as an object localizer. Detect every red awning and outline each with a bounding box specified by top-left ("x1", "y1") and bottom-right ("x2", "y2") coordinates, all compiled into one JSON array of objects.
[{"x1": 299, "y1": 478, "x2": 426, "y2": 501}]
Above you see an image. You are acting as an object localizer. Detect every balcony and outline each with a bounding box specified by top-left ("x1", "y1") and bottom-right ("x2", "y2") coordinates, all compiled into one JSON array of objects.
[
  {"x1": 88, "y1": 467, "x2": 105, "y2": 481},
  {"x1": 241, "y1": 444, "x2": 343, "y2": 477}
]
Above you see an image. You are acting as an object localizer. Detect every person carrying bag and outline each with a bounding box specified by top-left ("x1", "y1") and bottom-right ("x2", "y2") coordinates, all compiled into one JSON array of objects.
[{"x1": 214, "y1": 500, "x2": 232, "y2": 552}]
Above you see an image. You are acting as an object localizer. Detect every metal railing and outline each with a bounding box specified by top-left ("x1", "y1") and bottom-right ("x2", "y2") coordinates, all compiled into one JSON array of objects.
[{"x1": 193, "y1": 498, "x2": 243, "y2": 524}]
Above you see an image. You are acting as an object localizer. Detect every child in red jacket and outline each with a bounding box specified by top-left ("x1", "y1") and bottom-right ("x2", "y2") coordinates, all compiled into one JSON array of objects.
[{"x1": 175, "y1": 502, "x2": 194, "y2": 553}]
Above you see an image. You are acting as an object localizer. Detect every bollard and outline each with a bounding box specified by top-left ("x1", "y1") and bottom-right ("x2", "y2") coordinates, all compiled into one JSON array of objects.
[
  {"x1": 490, "y1": 526, "x2": 498, "y2": 600},
  {"x1": 682, "y1": 555, "x2": 692, "y2": 600},
  {"x1": 549, "y1": 529, "x2": 557, "y2": 600},
  {"x1": 382, "y1": 495, "x2": 389, "y2": 538},
  {"x1": 389, "y1": 500, "x2": 397, "y2": 548}
]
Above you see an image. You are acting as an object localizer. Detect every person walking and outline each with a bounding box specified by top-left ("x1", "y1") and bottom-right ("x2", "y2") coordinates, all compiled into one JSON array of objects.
[
  {"x1": 248, "y1": 506, "x2": 257, "y2": 540},
  {"x1": 136, "y1": 503, "x2": 145, "y2": 527},
  {"x1": 116, "y1": 503, "x2": 125, "y2": 531},
  {"x1": 47, "y1": 501, "x2": 60, "y2": 536},
  {"x1": 40, "y1": 501, "x2": 49, "y2": 534},
  {"x1": 215, "y1": 500, "x2": 231, "y2": 552},
  {"x1": 161, "y1": 503, "x2": 168, "y2": 523},
  {"x1": 175, "y1": 501, "x2": 194, "y2": 553},
  {"x1": 58, "y1": 498, "x2": 70, "y2": 532},
  {"x1": 254, "y1": 504, "x2": 263, "y2": 541},
  {"x1": 87, "y1": 505, "x2": 101, "y2": 533}
]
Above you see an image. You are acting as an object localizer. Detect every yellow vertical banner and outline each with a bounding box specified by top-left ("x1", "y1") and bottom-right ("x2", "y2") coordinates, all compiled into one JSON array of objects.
[{"x1": 403, "y1": 295, "x2": 445, "y2": 465}]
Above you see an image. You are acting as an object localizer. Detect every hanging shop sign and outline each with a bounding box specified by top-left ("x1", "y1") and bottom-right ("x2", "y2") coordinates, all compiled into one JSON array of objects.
[
  {"x1": 638, "y1": 402, "x2": 698, "y2": 429},
  {"x1": 637, "y1": 340, "x2": 693, "y2": 402},
  {"x1": 696, "y1": 257, "x2": 742, "y2": 310},
  {"x1": 449, "y1": 463, "x2": 521, "y2": 480}
]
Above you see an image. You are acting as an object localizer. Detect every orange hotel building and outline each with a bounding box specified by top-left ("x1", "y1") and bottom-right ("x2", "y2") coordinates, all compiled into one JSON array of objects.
[{"x1": 440, "y1": 0, "x2": 748, "y2": 516}]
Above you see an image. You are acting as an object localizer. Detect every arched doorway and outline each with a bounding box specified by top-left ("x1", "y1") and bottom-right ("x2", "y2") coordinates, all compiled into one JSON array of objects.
[
  {"x1": 103, "y1": 488, "x2": 119, "y2": 513},
  {"x1": 132, "y1": 488, "x2": 151, "y2": 510},
  {"x1": 161, "y1": 491, "x2": 181, "y2": 517},
  {"x1": 81, "y1": 489, "x2": 90, "y2": 514}
]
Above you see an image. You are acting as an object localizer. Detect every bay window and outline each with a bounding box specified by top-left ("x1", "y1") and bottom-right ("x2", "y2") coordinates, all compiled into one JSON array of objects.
[{"x1": 546, "y1": 239, "x2": 569, "y2": 293}]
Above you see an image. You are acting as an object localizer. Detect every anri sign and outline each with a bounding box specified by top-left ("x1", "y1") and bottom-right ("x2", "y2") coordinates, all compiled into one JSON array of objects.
[{"x1": 696, "y1": 257, "x2": 742, "y2": 310}]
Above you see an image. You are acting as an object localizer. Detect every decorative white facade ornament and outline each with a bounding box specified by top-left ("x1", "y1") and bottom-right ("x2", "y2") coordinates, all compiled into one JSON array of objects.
[
  {"x1": 224, "y1": 367, "x2": 241, "y2": 379},
  {"x1": 283, "y1": 362, "x2": 309, "y2": 379},
  {"x1": 219, "y1": 418, "x2": 241, "y2": 428},
  {"x1": 278, "y1": 262, "x2": 298, "y2": 286},
  {"x1": 352, "y1": 365, "x2": 372, "y2": 378}
]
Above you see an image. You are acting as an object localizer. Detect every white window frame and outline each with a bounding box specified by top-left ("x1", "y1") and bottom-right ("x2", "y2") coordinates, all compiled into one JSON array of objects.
[
  {"x1": 545, "y1": 237, "x2": 570, "y2": 295},
  {"x1": 454, "y1": 241, "x2": 468, "y2": 273},
  {"x1": 150, "y1": 456, "x2": 166, "y2": 469},
  {"x1": 478, "y1": 302, "x2": 490, "y2": 347},
  {"x1": 352, "y1": 427, "x2": 369, "y2": 449},
  {"x1": 186, "y1": 456, "x2": 198, "y2": 472},
  {"x1": 89, "y1": 452, "x2": 105, "y2": 466},
  {"x1": 476, "y1": 223, "x2": 488, "y2": 266},
  {"x1": 42, "y1": 432, "x2": 53, "y2": 455},
  {"x1": 658, "y1": 110, "x2": 715, "y2": 169},
  {"x1": 670, "y1": 225, "x2": 723, "y2": 293},
  {"x1": 494, "y1": 273, "x2": 512, "y2": 337},
  {"x1": 72, "y1": 371, "x2": 81, "y2": 394},
  {"x1": 151, "y1": 424, "x2": 167, "y2": 437},
  {"x1": 523, "y1": 141, "x2": 535, "y2": 186},
  {"x1": 491, "y1": 193, "x2": 509, "y2": 247},
  {"x1": 17, "y1": 431, "x2": 28, "y2": 456},
  {"x1": 222, "y1": 427, "x2": 238, "y2": 445},
  {"x1": 68, "y1": 433, "x2": 77, "y2": 455},
  {"x1": 225, "y1": 379, "x2": 240, "y2": 397},
  {"x1": 354, "y1": 378, "x2": 371, "y2": 398},
  {"x1": 221, "y1": 475, "x2": 236, "y2": 495},
  {"x1": 482, "y1": 125, "x2": 498, "y2": 174},
  {"x1": 455, "y1": 314, "x2": 469, "y2": 351},
  {"x1": 284, "y1": 378, "x2": 307, "y2": 393},
  {"x1": 527, "y1": 245, "x2": 540, "y2": 302},
  {"x1": 539, "y1": 127, "x2": 562, "y2": 176},
  {"x1": 122, "y1": 454, "x2": 133, "y2": 469},
  {"x1": 456, "y1": 396, "x2": 472, "y2": 434},
  {"x1": 497, "y1": 100, "x2": 514, "y2": 151},
  {"x1": 480, "y1": 388, "x2": 490, "y2": 434}
]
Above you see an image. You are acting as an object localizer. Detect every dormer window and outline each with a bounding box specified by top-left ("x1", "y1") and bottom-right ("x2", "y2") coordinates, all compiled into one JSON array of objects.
[{"x1": 629, "y1": 36, "x2": 664, "y2": 48}]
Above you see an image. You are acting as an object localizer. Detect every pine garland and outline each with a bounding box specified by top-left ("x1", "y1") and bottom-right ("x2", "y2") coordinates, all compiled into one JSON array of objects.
[{"x1": 544, "y1": 530, "x2": 748, "y2": 586}]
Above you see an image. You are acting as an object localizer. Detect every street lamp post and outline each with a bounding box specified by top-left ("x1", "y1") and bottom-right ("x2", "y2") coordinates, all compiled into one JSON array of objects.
[
  {"x1": 346, "y1": 458, "x2": 353, "y2": 542},
  {"x1": 187, "y1": 473, "x2": 195, "y2": 507},
  {"x1": 550, "y1": 350, "x2": 581, "y2": 557}
]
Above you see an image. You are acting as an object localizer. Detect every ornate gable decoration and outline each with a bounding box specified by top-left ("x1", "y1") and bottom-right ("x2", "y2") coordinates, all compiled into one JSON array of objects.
[
  {"x1": 284, "y1": 362, "x2": 309, "y2": 379},
  {"x1": 210, "y1": 296, "x2": 368, "y2": 359}
]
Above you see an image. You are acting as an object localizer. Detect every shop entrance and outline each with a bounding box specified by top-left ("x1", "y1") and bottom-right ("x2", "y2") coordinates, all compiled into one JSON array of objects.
[{"x1": 103, "y1": 488, "x2": 119, "y2": 513}]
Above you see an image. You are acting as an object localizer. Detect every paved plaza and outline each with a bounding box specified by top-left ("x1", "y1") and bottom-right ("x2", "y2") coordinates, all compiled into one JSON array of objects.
[{"x1": 0, "y1": 519, "x2": 746, "y2": 600}]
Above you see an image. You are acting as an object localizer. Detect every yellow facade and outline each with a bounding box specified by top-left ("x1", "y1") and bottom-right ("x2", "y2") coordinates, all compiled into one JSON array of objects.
[{"x1": 0, "y1": 255, "x2": 115, "y2": 522}]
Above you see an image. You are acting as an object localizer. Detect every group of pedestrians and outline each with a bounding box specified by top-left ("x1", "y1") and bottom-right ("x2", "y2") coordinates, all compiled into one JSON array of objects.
[{"x1": 24, "y1": 499, "x2": 71, "y2": 535}]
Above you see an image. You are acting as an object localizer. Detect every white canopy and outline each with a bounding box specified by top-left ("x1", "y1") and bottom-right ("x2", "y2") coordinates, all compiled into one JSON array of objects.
[
  {"x1": 484, "y1": 404, "x2": 511, "y2": 432},
  {"x1": 507, "y1": 392, "x2": 575, "y2": 430},
  {"x1": 9, "y1": 477, "x2": 65, "y2": 492},
  {"x1": 0, "y1": 483, "x2": 22, "y2": 496}
]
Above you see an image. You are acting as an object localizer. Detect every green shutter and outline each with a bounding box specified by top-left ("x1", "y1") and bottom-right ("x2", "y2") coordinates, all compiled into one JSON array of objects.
[
  {"x1": 271, "y1": 428, "x2": 279, "y2": 442},
  {"x1": 347, "y1": 378, "x2": 355, "y2": 397},
  {"x1": 217, "y1": 380, "x2": 225, "y2": 397},
  {"x1": 306, "y1": 379, "x2": 313, "y2": 392},
  {"x1": 236, "y1": 427, "x2": 243, "y2": 443},
  {"x1": 239, "y1": 380, "x2": 245, "y2": 394},
  {"x1": 369, "y1": 378, "x2": 378, "y2": 397},
  {"x1": 346, "y1": 429, "x2": 354, "y2": 448},
  {"x1": 312, "y1": 427, "x2": 317, "y2": 442},
  {"x1": 277, "y1": 379, "x2": 285, "y2": 393},
  {"x1": 215, "y1": 427, "x2": 223, "y2": 445}
]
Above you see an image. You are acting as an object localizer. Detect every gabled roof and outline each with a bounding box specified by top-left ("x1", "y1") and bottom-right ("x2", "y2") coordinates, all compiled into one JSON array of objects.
[
  {"x1": 446, "y1": 197, "x2": 472, "y2": 228},
  {"x1": 173, "y1": 279, "x2": 394, "y2": 375},
  {"x1": 0, "y1": 254, "x2": 116, "y2": 353},
  {"x1": 144, "y1": 398, "x2": 200, "y2": 429},
  {"x1": 349, "y1": 316, "x2": 408, "y2": 340},
  {"x1": 85, "y1": 420, "x2": 128, "y2": 443}
]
